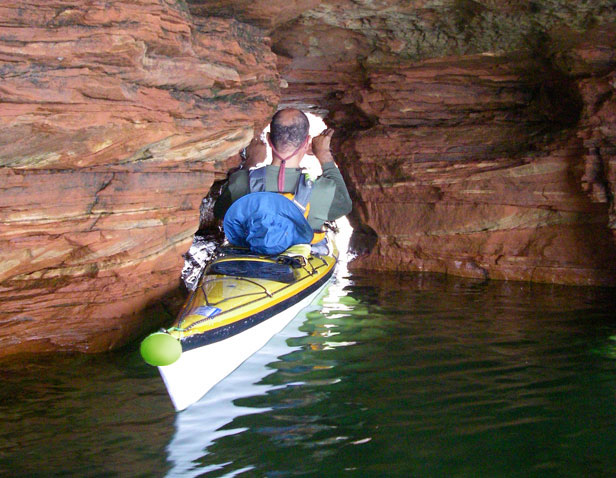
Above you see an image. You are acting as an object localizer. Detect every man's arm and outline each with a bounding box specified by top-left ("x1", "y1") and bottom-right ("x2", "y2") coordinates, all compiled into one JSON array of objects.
[
  {"x1": 309, "y1": 128, "x2": 352, "y2": 224},
  {"x1": 213, "y1": 169, "x2": 250, "y2": 219},
  {"x1": 320, "y1": 162, "x2": 352, "y2": 220}
]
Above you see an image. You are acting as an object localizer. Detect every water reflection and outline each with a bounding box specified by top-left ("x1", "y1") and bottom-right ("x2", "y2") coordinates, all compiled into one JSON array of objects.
[
  {"x1": 165, "y1": 217, "x2": 357, "y2": 477},
  {"x1": 165, "y1": 303, "x2": 310, "y2": 477},
  {"x1": 1, "y1": 264, "x2": 615, "y2": 477},
  {"x1": 0, "y1": 350, "x2": 176, "y2": 477},
  {"x1": 163, "y1": 271, "x2": 616, "y2": 477}
]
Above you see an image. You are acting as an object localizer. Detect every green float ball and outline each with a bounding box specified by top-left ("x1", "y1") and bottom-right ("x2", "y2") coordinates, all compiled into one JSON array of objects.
[{"x1": 140, "y1": 332, "x2": 182, "y2": 366}]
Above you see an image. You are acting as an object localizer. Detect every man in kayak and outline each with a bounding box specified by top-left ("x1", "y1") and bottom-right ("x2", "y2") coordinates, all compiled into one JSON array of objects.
[{"x1": 213, "y1": 108, "x2": 352, "y2": 253}]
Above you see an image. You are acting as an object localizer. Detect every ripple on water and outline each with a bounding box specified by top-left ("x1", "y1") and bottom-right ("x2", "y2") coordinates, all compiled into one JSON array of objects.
[{"x1": 1, "y1": 273, "x2": 616, "y2": 477}]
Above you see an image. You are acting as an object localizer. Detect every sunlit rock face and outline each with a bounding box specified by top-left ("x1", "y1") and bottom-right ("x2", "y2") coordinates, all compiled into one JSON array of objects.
[{"x1": 0, "y1": 0, "x2": 278, "y2": 355}]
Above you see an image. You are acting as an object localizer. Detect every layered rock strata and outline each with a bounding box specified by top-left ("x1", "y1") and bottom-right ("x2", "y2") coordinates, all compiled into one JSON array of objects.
[
  {"x1": 0, "y1": 0, "x2": 278, "y2": 355},
  {"x1": 2, "y1": 0, "x2": 616, "y2": 357},
  {"x1": 334, "y1": 50, "x2": 616, "y2": 285},
  {"x1": 268, "y1": 3, "x2": 616, "y2": 285}
]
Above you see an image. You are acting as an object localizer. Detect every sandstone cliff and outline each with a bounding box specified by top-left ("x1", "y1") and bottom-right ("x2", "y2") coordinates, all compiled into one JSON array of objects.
[
  {"x1": 0, "y1": 0, "x2": 279, "y2": 355},
  {"x1": 1, "y1": 0, "x2": 615, "y2": 356},
  {"x1": 266, "y1": 1, "x2": 616, "y2": 285}
]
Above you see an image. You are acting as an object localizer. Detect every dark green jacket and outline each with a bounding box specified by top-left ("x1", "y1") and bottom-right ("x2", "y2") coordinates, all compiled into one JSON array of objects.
[{"x1": 213, "y1": 163, "x2": 352, "y2": 230}]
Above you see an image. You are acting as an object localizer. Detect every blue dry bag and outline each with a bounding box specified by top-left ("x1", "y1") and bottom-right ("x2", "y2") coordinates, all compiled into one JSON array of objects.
[{"x1": 223, "y1": 192, "x2": 314, "y2": 255}]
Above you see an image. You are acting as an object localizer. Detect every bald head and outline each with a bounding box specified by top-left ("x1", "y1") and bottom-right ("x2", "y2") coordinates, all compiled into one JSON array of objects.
[{"x1": 269, "y1": 108, "x2": 310, "y2": 154}]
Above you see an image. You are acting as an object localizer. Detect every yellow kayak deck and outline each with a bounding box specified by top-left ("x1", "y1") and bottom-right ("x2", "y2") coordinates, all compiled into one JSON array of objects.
[{"x1": 167, "y1": 244, "x2": 338, "y2": 351}]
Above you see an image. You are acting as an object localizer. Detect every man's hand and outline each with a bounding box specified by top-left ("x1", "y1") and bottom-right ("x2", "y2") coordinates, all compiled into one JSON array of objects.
[
  {"x1": 310, "y1": 128, "x2": 335, "y2": 165},
  {"x1": 243, "y1": 137, "x2": 267, "y2": 168}
]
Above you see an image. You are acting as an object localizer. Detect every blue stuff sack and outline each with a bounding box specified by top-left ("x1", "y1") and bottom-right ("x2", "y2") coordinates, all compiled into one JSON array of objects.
[{"x1": 223, "y1": 192, "x2": 313, "y2": 256}]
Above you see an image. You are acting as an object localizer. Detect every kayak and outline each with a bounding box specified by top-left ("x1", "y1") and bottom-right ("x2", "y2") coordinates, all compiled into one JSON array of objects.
[{"x1": 140, "y1": 235, "x2": 338, "y2": 411}]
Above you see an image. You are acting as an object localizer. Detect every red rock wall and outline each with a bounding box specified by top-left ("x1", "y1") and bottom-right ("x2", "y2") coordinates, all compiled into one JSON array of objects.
[
  {"x1": 0, "y1": 0, "x2": 279, "y2": 355},
  {"x1": 268, "y1": 3, "x2": 616, "y2": 286},
  {"x1": 2, "y1": 0, "x2": 616, "y2": 357},
  {"x1": 331, "y1": 48, "x2": 616, "y2": 285}
]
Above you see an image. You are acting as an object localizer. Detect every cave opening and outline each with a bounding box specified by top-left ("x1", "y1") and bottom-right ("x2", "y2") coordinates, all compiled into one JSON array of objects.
[
  {"x1": 189, "y1": 108, "x2": 355, "y2": 291},
  {"x1": 236, "y1": 108, "x2": 356, "y2": 258}
]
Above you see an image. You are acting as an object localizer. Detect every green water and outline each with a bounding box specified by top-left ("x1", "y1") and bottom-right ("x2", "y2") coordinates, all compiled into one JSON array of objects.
[{"x1": 1, "y1": 272, "x2": 616, "y2": 478}]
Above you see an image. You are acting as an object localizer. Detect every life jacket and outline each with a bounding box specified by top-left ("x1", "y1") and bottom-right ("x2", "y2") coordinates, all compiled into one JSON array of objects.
[{"x1": 249, "y1": 167, "x2": 326, "y2": 244}]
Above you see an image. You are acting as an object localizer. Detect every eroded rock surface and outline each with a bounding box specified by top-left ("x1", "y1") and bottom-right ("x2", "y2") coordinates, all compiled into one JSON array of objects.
[
  {"x1": 332, "y1": 49, "x2": 616, "y2": 285},
  {"x1": 2, "y1": 0, "x2": 616, "y2": 357},
  {"x1": 268, "y1": 1, "x2": 616, "y2": 285},
  {"x1": 0, "y1": 0, "x2": 278, "y2": 355}
]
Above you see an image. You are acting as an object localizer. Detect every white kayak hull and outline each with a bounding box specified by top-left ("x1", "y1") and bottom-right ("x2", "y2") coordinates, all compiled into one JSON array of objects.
[{"x1": 157, "y1": 279, "x2": 330, "y2": 411}]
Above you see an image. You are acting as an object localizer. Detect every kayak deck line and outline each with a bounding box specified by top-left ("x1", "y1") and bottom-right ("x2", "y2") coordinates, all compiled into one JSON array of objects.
[
  {"x1": 174, "y1": 254, "x2": 333, "y2": 336},
  {"x1": 141, "y1": 235, "x2": 339, "y2": 411},
  {"x1": 177, "y1": 277, "x2": 275, "y2": 332},
  {"x1": 158, "y1": 279, "x2": 332, "y2": 411},
  {"x1": 179, "y1": 263, "x2": 336, "y2": 352},
  {"x1": 197, "y1": 257, "x2": 328, "y2": 312}
]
